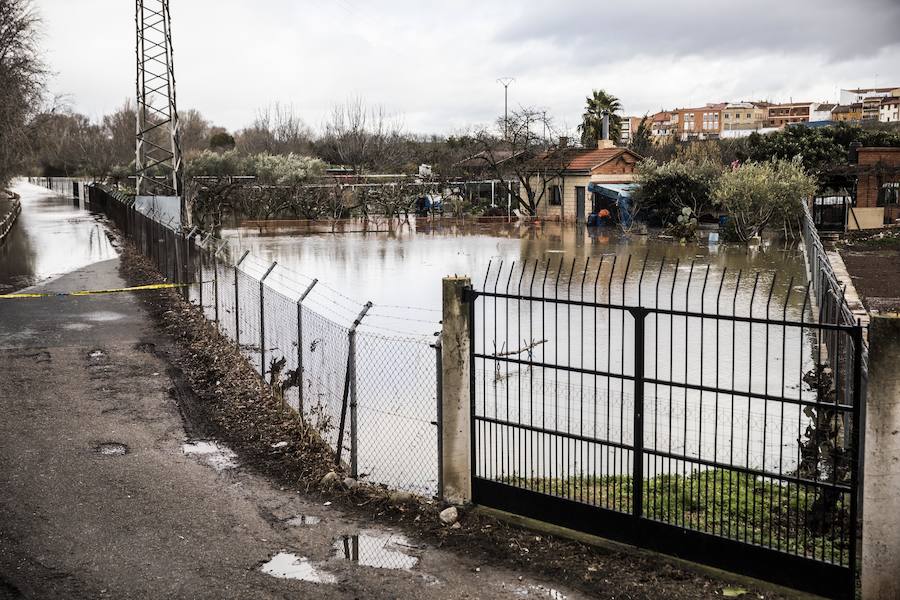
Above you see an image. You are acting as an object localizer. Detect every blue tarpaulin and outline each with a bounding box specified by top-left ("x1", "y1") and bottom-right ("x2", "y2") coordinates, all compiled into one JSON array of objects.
[{"x1": 587, "y1": 182, "x2": 637, "y2": 201}]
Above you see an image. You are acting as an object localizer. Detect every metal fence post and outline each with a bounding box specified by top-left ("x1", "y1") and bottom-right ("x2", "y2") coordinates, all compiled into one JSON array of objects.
[
  {"x1": 630, "y1": 307, "x2": 647, "y2": 518},
  {"x1": 234, "y1": 250, "x2": 250, "y2": 351},
  {"x1": 296, "y1": 278, "x2": 319, "y2": 416},
  {"x1": 433, "y1": 333, "x2": 444, "y2": 499},
  {"x1": 214, "y1": 240, "x2": 227, "y2": 325},
  {"x1": 259, "y1": 262, "x2": 278, "y2": 378},
  {"x1": 335, "y1": 301, "x2": 373, "y2": 476}
]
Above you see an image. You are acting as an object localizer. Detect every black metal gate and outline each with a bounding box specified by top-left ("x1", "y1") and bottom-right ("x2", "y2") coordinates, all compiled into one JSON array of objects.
[{"x1": 468, "y1": 257, "x2": 862, "y2": 599}]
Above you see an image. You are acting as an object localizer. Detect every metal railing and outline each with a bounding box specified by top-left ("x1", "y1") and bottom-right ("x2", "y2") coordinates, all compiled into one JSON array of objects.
[{"x1": 0, "y1": 193, "x2": 21, "y2": 243}]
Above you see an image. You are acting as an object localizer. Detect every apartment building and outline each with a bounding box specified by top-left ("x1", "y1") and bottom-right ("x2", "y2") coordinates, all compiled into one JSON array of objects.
[
  {"x1": 722, "y1": 102, "x2": 767, "y2": 131},
  {"x1": 618, "y1": 116, "x2": 645, "y2": 145},
  {"x1": 833, "y1": 103, "x2": 863, "y2": 122},
  {"x1": 840, "y1": 86, "x2": 900, "y2": 104},
  {"x1": 881, "y1": 97, "x2": 900, "y2": 123},
  {"x1": 765, "y1": 102, "x2": 814, "y2": 127},
  {"x1": 649, "y1": 111, "x2": 677, "y2": 141},
  {"x1": 676, "y1": 104, "x2": 724, "y2": 140}
]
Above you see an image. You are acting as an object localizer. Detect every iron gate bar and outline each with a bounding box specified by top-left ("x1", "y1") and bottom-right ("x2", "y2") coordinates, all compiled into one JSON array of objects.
[
  {"x1": 473, "y1": 478, "x2": 851, "y2": 599},
  {"x1": 474, "y1": 289, "x2": 857, "y2": 333},
  {"x1": 468, "y1": 256, "x2": 862, "y2": 600}
]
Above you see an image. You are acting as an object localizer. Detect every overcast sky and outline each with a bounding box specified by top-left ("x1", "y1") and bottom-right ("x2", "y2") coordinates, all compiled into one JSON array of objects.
[{"x1": 35, "y1": 0, "x2": 900, "y2": 136}]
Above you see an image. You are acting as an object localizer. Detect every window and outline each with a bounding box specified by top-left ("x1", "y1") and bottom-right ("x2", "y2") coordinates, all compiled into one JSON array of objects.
[
  {"x1": 550, "y1": 185, "x2": 562, "y2": 206},
  {"x1": 878, "y1": 182, "x2": 899, "y2": 207}
]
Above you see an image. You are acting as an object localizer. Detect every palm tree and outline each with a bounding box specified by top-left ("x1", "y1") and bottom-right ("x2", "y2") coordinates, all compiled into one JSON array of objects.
[{"x1": 579, "y1": 89, "x2": 622, "y2": 146}]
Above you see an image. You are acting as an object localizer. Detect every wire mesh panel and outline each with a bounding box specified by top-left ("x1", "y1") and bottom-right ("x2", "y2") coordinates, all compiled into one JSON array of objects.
[
  {"x1": 261, "y1": 283, "x2": 300, "y2": 405},
  {"x1": 297, "y1": 305, "x2": 350, "y2": 452},
  {"x1": 235, "y1": 270, "x2": 262, "y2": 374},
  {"x1": 471, "y1": 256, "x2": 863, "y2": 600},
  {"x1": 355, "y1": 331, "x2": 438, "y2": 495}
]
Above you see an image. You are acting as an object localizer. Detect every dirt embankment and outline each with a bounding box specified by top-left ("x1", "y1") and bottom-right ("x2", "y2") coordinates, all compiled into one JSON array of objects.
[
  {"x1": 118, "y1": 241, "x2": 795, "y2": 600},
  {"x1": 838, "y1": 229, "x2": 900, "y2": 314}
]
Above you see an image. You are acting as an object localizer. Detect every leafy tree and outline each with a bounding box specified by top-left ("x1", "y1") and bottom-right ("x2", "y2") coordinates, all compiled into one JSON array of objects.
[
  {"x1": 209, "y1": 131, "x2": 236, "y2": 152},
  {"x1": 578, "y1": 89, "x2": 622, "y2": 146},
  {"x1": 632, "y1": 157, "x2": 723, "y2": 226},
  {"x1": 713, "y1": 158, "x2": 817, "y2": 241},
  {"x1": 628, "y1": 116, "x2": 652, "y2": 156}
]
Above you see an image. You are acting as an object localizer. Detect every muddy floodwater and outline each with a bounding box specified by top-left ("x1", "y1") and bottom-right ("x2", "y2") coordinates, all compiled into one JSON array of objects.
[
  {"x1": 0, "y1": 182, "x2": 116, "y2": 294},
  {"x1": 223, "y1": 220, "x2": 807, "y2": 334}
]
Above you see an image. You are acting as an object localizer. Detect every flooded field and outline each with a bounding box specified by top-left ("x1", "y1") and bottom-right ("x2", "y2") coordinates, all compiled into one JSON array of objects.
[{"x1": 213, "y1": 219, "x2": 818, "y2": 494}]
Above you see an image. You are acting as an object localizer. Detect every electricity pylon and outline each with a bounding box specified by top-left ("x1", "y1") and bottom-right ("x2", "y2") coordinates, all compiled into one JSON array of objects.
[{"x1": 135, "y1": 0, "x2": 182, "y2": 196}]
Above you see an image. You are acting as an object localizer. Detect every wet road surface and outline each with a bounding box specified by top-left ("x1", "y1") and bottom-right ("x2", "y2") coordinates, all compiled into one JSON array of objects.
[{"x1": 0, "y1": 181, "x2": 116, "y2": 294}]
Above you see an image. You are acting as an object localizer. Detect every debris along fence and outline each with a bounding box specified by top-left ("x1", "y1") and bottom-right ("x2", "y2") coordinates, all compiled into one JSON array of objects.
[
  {"x1": 78, "y1": 183, "x2": 441, "y2": 496},
  {"x1": 468, "y1": 256, "x2": 863, "y2": 599}
]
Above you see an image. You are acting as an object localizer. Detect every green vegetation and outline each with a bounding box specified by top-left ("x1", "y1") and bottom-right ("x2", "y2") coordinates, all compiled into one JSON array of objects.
[
  {"x1": 713, "y1": 158, "x2": 817, "y2": 241},
  {"x1": 512, "y1": 469, "x2": 850, "y2": 565},
  {"x1": 579, "y1": 89, "x2": 622, "y2": 146},
  {"x1": 185, "y1": 150, "x2": 326, "y2": 184}
]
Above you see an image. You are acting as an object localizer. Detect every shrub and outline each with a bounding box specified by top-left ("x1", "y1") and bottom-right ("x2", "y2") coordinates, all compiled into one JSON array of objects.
[
  {"x1": 632, "y1": 157, "x2": 723, "y2": 226},
  {"x1": 713, "y1": 158, "x2": 816, "y2": 241}
]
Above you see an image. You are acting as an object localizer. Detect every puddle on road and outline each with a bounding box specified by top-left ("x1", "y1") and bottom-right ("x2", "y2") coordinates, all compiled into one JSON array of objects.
[
  {"x1": 95, "y1": 442, "x2": 128, "y2": 456},
  {"x1": 332, "y1": 529, "x2": 420, "y2": 570},
  {"x1": 182, "y1": 441, "x2": 237, "y2": 471},
  {"x1": 286, "y1": 515, "x2": 321, "y2": 526},
  {"x1": 84, "y1": 311, "x2": 126, "y2": 322},
  {"x1": 260, "y1": 552, "x2": 336, "y2": 583}
]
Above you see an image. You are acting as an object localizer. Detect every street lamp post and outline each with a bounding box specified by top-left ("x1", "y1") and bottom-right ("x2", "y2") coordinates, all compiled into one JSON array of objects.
[{"x1": 497, "y1": 77, "x2": 515, "y2": 139}]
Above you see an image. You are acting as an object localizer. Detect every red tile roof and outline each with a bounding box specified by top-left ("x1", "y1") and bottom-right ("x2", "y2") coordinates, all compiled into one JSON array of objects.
[{"x1": 533, "y1": 147, "x2": 642, "y2": 173}]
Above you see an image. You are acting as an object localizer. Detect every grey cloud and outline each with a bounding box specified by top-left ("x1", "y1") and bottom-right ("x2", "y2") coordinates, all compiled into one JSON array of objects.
[{"x1": 494, "y1": 0, "x2": 900, "y2": 66}]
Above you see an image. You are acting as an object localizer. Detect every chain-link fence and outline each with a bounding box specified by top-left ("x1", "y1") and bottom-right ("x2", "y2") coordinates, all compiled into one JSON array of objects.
[{"x1": 43, "y1": 181, "x2": 442, "y2": 497}]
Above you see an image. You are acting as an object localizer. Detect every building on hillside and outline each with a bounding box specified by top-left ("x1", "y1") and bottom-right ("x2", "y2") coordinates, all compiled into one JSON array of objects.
[
  {"x1": 765, "y1": 102, "x2": 814, "y2": 127},
  {"x1": 649, "y1": 111, "x2": 677, "y2": 141},
  {"x1": 880, "y1": 97, "x2": 900, "y2": 123},
  {"x1": 676, "y1": 104, "x2": 725, "y2": 140},
  {"x1": 618, "y1": 116, "x2": 646, "y2": 145},
  {"x1": 810, "y1": 103, "x2": 837, "y2": 123},
  {"x1": 532, "y1": 140, "x2": 643, "y2": 223},
  {"x1": 833, "y1": 103, "x2": 863, "y2": 122},
  {"x1": 840, "y1": 87, "x2": 900, "y2": 105},
  {"x1": 722, "y1": 102, "x2": 767, "y2": 131},
  {"x1": 853, "y1": 147, "x2": 900, "y2": 227}
]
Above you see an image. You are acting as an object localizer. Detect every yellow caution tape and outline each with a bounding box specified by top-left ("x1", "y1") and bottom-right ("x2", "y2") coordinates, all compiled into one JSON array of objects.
[{"x1": 0, "y1": 282, "x2": 199, "y2": 299}]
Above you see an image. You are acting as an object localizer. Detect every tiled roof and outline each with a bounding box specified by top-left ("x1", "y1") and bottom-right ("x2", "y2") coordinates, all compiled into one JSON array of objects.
[{"x1": 534, "y1": 147, "x2": 641, "y2": 172}]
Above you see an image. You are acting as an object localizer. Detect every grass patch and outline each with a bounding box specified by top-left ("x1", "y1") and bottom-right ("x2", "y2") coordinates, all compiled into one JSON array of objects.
[{"x1": 507, "y1": 470, "x2": 851, "y2": 566}]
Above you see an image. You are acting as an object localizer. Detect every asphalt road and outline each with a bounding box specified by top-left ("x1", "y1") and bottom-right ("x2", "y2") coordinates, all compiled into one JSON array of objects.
[{"x1": 0, "y1": 253, "x2": 584, "y2": 599}]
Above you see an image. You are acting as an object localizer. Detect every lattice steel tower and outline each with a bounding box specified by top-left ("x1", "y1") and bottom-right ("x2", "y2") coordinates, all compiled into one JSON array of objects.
[{"x1": 135, "y1": 0, "x2": 182, "y2": 196}]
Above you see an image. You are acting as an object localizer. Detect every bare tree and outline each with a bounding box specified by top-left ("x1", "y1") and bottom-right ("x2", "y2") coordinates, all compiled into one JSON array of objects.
[
  {"x1": 235, "y1": 103, "x2": 314, "y2": 155},
  {"x1": 315, "y1": 98, "x2": 406, "y2": 174},
  {"x1": 461, "y1": 108, "x2": 573, "y2": 215},
  {"x1": 0, "y1": 0, "x2": 45, "y2": 185}
]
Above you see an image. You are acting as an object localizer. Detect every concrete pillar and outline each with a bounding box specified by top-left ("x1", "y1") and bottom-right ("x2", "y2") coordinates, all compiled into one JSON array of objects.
[
  {"x1": 862, "y1": 314, "x2": 900, "y2": 600},
  {"x1": 441, "y1": 276, "x2": 472, "y2": 505}
]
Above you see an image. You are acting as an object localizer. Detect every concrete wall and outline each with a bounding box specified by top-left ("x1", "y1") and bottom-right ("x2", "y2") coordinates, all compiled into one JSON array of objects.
[
  {"x1": 534, "y1": 174, "x2": 591, "y2": 222},
  {"x1": 862, "y1": 315, "x2": 900, "y2": 599}
]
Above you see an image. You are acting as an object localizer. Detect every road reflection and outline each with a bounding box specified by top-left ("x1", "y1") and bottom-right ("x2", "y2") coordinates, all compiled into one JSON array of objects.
[{"x1": 0, "y1": 181, "x2": 116, "y2": 294}]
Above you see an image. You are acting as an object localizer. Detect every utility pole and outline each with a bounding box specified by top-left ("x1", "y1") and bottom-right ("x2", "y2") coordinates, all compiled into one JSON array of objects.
[
  {"x1": 136, "y1": 0, "x2": 183, "y2": 198},
  {"x1": 497, "y1": 77, "x2": 515, "y2": 139}
]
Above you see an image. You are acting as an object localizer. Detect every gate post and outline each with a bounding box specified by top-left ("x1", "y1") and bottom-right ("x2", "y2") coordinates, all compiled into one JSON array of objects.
[
  {"x1": 440, "y1": 276, "x2": 473, "y2": 505},
  {"x1": 862, "y1": 314, "x2": 900, "y2": 600},
  {"x1": 630, "y1": 307, "x2": 647, "y2": 517}
]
